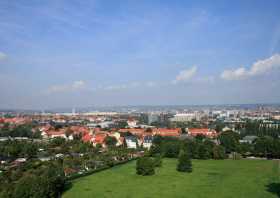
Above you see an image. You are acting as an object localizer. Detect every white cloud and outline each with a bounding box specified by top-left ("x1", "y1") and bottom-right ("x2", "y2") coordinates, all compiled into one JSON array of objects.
[
  {"x1": 173, "y1": 66, "x2": 197, "y2": 84},
  {"x1": 104, "y1": 84, "x2": 128, "y2": 90},
  {"x1": 46, "y1": 80, "x2": 86, "y2": 94},
  {"x1": 195, "y1": 76, "x2": 215, "y2": 83},
  {"x1": 146, "y1": 81, "x2": 157, "y2": 87},
  {"x1": 101, "y1": 81, "x2": 159, "y2": 91},
  {"x1": 72, "y1": 80, "x2": 85, "y2": 89},
  {"x1": 0, "y1": 52, "x2": 7, "y2": 61},
  {"x1": 221, "y1": 67, "x2": 247, "y2": 80},
  {"x1": 103, "y1": 82, "x2": 141, "y2": 91},
  {"x1": 221, "y1": 54, "x2": 280, "y2": 80}
]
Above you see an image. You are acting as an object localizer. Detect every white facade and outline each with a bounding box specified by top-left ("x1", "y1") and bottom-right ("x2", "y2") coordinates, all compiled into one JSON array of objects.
[
  {"x1": 143, "y1": 142, "x2": 152, "y2": 149},
  {"x1": 127, "y1": 120, "x2": 137, "y2": 128},
  {"x1": 126, "y1": 139, "x2": 137, "y2": 149},
  {"x1": 170, "y1": 113, "x2": 196, "y2": 122}
]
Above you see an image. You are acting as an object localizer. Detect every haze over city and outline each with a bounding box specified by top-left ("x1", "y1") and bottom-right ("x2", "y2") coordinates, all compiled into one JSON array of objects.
[{"x1": 0, "y1": 0, "x2": 280, "y2": 109}]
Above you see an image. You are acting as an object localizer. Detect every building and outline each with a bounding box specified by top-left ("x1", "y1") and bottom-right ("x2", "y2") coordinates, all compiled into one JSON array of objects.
[
  {"x1": 187, "y1": 128, "x2": 217, "y2": 138},
  {"x1": 142, "y1": 135, "x2": 153, "y2": 149},
  {"x1": 124, "y1": 136, "x2": 138, "y2": 149},
  {"x1": 152, "y1": 128, "x2": 181, "y2": 137},
  {"x1": 119, "y1": 128, "x2": 145, "y2": 136},
  {"x1": 127, "y1": 119, "x2": 137, "y2": 128},
  {"x1": 170, "y1": 113, "x2": 196, "y2": 122},
  {"x1": 44, "y1": 129, "x2": 67, "y2": 139},
  {"x1": 148, "y1": 114, "x2": 159, "y2": 124}
]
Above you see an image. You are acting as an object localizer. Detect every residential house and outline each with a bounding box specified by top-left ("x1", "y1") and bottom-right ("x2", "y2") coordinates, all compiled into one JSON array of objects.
[
  {"x1": 124, "y1": 136, "x2": 138, "y2": 149},
  {"x1": 142, "y1": 135, "x2": 153, "y2": 149}
]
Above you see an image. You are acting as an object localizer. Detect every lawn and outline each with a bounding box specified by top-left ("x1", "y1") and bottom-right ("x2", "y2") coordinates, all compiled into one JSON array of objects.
[{"x1": 63, "y1": 159, "x2": 280, "y2": 198}]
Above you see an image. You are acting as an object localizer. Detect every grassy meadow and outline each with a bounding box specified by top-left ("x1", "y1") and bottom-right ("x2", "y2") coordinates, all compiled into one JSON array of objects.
[{"x1": 63, "y1": 158, "x2": 280, "y2": 198}]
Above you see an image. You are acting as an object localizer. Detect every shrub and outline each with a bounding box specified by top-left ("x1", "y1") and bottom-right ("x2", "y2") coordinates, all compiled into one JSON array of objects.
[
  {"x1": 136, "y1": 157, "x2": 155, "y2": 176},
  {"x1": 153, "y1": 155, "x2": 162, "y2": 167},
  {"x1": 213, "y1": 145, "x2": 226, "y2": 159}
]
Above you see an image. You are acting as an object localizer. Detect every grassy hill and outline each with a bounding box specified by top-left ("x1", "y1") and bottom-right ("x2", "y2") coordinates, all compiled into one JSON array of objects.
[{"x1": 63, "y1": 159, "x2": 280, "y2": 198}]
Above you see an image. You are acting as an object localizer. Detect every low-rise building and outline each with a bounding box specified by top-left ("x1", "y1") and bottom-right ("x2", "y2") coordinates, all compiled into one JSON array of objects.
[{"x1": 187, "y1": 128, "x2": 217, "y2": 138}]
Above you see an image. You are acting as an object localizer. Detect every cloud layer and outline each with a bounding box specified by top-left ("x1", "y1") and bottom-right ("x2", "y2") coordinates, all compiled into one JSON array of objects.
[
  {"x1": 0, "y1": 52, "x2": 7, "y2": 61},
  {"x1": 46, "y1": 80, "x2": 86, "y2": 94},
  {"x1": 221, "y1": 54, "x2": 280, "y2": 80}
]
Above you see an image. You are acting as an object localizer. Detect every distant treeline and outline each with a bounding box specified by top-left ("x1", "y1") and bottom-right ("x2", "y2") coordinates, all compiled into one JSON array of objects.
[{"x1": 239, "y1": 121, "x2": 280, "y2": 138}]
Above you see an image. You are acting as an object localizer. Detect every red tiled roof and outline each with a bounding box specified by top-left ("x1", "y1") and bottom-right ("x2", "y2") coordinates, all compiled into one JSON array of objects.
[
  {"x1": 46, "y1": 129, "x2": 66, "y2": 136},
  {"x1": 152, "y1": 128, "x2": 181, "y2": 137},
  {"x1": 82, "y1": 133, "x2": 93, "y2": 143},
  {"x1": 93, "y1": 133, "x2": 108, "y2": 144},
  {"x1": 188, "y1": 128, "x2": 217, "y2": 137},
  {"x1": 119, "y1": 128, "x2": 145, "y2": 135},
  {"x1": 3, "y1": 117, "x2": 27, "y2": 124},
  {"x1": 70, "y1": 126, "x2": 89, "y2": 135}
]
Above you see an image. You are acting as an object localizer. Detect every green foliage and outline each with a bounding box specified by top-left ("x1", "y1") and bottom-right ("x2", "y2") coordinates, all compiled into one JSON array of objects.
[
  {"x1": 212, "y1": 145, "x2": 226, "y2": 159},
  {"x1": 104, "y1": 136, "x2": 117, "y2": 147},
  {"x1": 177, "y1": 149, "x2": 192, "y2": 172},
  {"x1": 163, "y1": 141, "x2": 180, "y2": 158},
  {"x1": 241, "y1": 120, "x2": 280, "y2": 138},
  {"x1": 51, "y1": 137, "x2": 66, "y2": 147},
  {"x1": 149, "y1": 144, "x2": 161, "y2": 156},
  {"x1": 153, "y1": 155, "x2": 162, "y2": 167},
  {"x1": 253, "y1": 136, "x2": 277, "y2": 158},
  {"x1": 0, "y1": 140, "x2": 39, "y2": 158},
  {"x1": 136, "y1": 157, "x2": 155, "y2": 176},
  {"x1": 2, "y1": 162, "x2": 66, "y2": 198},
  {"x1": 218, "y1": 131, "x2": 240, "y2": 153},
  {"x1": 0, "y1": 124, "x2": 38, "y2": 138},
  {"x1": 197, "y1": 144, "x2": 211, "y2": 159}
]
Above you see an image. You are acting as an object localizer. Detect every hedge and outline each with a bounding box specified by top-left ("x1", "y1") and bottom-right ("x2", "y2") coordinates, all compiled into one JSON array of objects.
[{"x1": 67, "y1": 158, "x2": 138, "y2": 181}]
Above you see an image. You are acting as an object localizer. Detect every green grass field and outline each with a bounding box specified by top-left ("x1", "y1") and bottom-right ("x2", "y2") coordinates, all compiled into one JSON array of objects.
[{"x1": 63, "y1": 159, "x2": 280, "y2": 198}]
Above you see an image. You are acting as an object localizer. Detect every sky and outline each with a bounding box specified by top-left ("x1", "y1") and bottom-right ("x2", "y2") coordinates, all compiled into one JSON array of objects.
[{"x1": 0, "y1": 0, "x2": 280, "y2": 109}]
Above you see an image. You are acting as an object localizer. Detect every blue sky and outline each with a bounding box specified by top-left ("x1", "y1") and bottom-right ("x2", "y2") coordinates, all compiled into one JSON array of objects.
[{"x1": 0, "y1": 0, "x2": 280, "y2": 109}]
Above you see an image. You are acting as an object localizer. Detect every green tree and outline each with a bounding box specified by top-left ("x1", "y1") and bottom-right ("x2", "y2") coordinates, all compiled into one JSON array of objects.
[
  {"x1": 218, "y1": 131, "x2": 240, "y2": 153},
  {"x1": 136, "y1": 157, "x2": 155, "y2": 176},
  {"x1": 197, "y1": 144, "x2": 210, "y2": 159},
  {"x1": 212, "y1": 145, "x2": 226, "y2": 159},
  {"x1": 104, "y1": 136, "x2": 117, "y2": 147},
  {"x1": 177, "y1": 149, "x2": 192, "y2": 172},
  {"x1": 153, "y1": 155, "x2": 162, "y2": 167}
]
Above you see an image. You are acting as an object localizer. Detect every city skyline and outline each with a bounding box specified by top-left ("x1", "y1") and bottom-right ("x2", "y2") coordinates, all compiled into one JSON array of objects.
[{"x1": 1, "y1": 0, "x2": 280, "y2": 109}]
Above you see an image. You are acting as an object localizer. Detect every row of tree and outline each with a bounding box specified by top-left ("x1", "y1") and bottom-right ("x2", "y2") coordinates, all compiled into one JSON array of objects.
[
  {"x1": 0, "y1": 124, "x2": 41, "y2": 138},
  {"x1": 149, "y1": 135, "x2": 227, "y2": 160},
  {"x1": 136, "y1": 147, "x2": 193, "y2": 176},
  {"x1": 240, "y1": 121, "x2": 280, "y2": 138}
]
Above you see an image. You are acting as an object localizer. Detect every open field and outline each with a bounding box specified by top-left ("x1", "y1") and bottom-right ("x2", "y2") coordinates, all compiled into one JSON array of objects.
[{"x1": 63, "y1": 159, "x2": 280, "y2": 198}]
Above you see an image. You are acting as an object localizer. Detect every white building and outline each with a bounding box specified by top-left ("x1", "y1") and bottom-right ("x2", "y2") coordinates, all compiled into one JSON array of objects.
[
  {"x1": 142, "y1": 136, "x2": 153, "y2": 149},
  {"x1": 127, "y1": 119, "x2": 137, "y2": 128},
  {"x1": 170, "y1": 113, "x2": 196, "y2": 122},
  {"x1": 125, "y1": 136, "x2": 138, "y2": 149}
]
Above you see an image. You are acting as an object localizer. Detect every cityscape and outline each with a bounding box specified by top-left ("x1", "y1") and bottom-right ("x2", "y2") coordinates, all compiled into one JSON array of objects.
[{"x1": 1, "y1": 0, "x2": 280, "y2": 198}]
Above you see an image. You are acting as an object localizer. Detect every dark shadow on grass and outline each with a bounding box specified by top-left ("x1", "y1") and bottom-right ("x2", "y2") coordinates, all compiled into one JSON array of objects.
[{"x1": 266, "y1": 183, "x2": 280, "y2": 197}]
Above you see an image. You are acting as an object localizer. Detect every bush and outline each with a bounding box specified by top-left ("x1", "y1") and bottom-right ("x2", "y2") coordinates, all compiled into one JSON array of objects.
[
  {"x1": 197, "y1": 144, "x2": 211, "y2": 160},
  {"x1": 213, "y1": 145, "x2": 226, "y2": 159},
  {"x1": 136, "y1": 157, "x2": 155, "y2": 176},
  {"x1": 163, "y1": 142, "x2": 180, "y2": 158},
  {"x1": 177, "y1": 149, "x2": 192, "y2": 173},
  {"x1": 153, "y1": 156, "x2": 162, "y2": 167}
]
